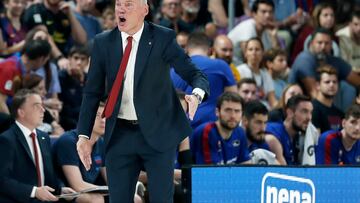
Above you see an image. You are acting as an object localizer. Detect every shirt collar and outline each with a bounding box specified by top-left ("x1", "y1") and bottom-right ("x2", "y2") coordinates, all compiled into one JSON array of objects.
[
  {"x1": 15, "y1": 120, "x2": 37, "y2": 138},
  {"x1": 121, "y1": 23, "x2": 144, "y2": 45}
]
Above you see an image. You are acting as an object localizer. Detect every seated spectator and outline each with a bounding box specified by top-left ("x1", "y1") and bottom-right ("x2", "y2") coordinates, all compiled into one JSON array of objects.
[
  {"x1": 336, "y1": 10, "x2": 360, "y2": 71},
  {"x1": 291, "y1": 2, "x2": 339, "y2": 62},
  {"x1": 212, "y1": 35, "x2": 241, "y2": 82},
  {"x1": 228, "y1": 0, "x2": 280, "y2": 64},
  {"x1": 191, "y1": 92, "x2": 251, "y2": 165},
  {"x1": 0, "y1": 39, "x2": 51, "y2": 114},
  {"x1": 159, "y1": 0, "x2": 194, "y2": 33},
  {"x1": 54, "y1": 102, "x2": 110, "y2": 203},
  {"x1": 263, "y1": 48, "x2": 289, "y2": 100},
  {"x1": 312, "y1": 65, "x2": 344, "y2": 133},
  {"x1": 73, "y1": 0, "x2": 102, "y2": 41},
  {"x1": 236, "y1": 37, "x2": 277, "y2": 108},
  {"x1": 289, "y1": 28, "x2": 358, "y2": 111},
  {"x1": 0, "y1": 89, "x2": 74, "y2": 202},
  {"x1": 268, "y1": 83, "x2": 303, "y2": 122},
  {"x1": 237, "y1": 78, "x2": 257, "y2": 104},
  {"x1": 101, "y1": 6, "x2": 116, "y2": 31},
  {"x1": 180, "y1": 0, "x2": 201, "y2": 29},
  {"x1": 22, "y1": 0, "x2": 87, "y2": 55},
  {"x1": 59, "y1": 45, "x2": 90, "y2": 130},
  {"x1": 0, "y1": 0, "x2": 27, "y2": 57},
  {"x1": 21, "y1": 74, "x2": 64, "y2": 136},
  {"x1": 242, "y1": 100, "x2": 284, "y2": 165},
  {"x1": 266, "y1": 95, "x2": 313, "y2": 165},
  {"x1": 316, "y1": 104, "x2": 360, "y2": 165}
]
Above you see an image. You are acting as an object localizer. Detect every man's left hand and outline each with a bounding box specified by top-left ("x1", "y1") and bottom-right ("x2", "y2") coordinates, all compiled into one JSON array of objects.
[{"x1": 184, "y1": 94, "x2": 199, "y2": 120}]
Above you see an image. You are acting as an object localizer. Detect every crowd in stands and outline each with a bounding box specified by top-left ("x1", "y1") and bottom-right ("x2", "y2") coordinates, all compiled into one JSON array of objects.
[{"x1": 1, "y1": 0, "x2": 360, "y2": 202}]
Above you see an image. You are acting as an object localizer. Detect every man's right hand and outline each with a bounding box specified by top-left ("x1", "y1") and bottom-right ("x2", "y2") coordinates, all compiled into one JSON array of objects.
[
  {"x1": 77, "y1": 136, "x2": 93, "y2": 171},
  {"x1": 35, "y1": 186, "x2": 58, "y2": 201}
]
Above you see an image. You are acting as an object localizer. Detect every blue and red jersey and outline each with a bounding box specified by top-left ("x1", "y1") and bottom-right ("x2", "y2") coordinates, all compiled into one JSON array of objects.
[
  {"x1": 190, "y1": 122, "x2": 250, "y2": 165},
  {"x1": 316, "y1": 130, "x2": 360, "y2": 165},
  {"x1": 266, "y1": 122, "x2": 299, "y2": 165}
]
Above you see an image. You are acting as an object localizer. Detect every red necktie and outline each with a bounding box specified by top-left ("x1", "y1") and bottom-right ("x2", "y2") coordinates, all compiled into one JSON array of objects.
[
  {"x1": 30, "y1": 132, "x2": 42, "y2": 186},
  {"x1": 102, "y1": 36, "x2": 133, "y2": 118}
]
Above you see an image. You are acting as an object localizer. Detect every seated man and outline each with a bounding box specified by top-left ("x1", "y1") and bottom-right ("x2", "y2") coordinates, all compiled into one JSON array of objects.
[
  {"x1": 53, "y1": 102, "x2": 107, "y2": 203},
  {"x1": 316, "y1": 104, "x2": 360, "y2": 165},
  {"x1": 0, "y1": 89, "x2": 74, "y2": 202},
  {"x1": 266, "y1": 95, "x2": 313, "y2": 165},
  {"x1": 191, "y1": 92, "x2": 251, "y2": 165},
  {"x1": 242, "y1": 100, "x2": 285, "y2": 165}
]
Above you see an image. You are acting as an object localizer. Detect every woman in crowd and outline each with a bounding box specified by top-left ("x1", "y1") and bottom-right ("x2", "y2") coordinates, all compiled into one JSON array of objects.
[
  {"x1": 268, "y1": 83, "x2": 304, "y2": 122},
  {"x1": 236, "y1": 37, "x2": 277, "y2": 108}
]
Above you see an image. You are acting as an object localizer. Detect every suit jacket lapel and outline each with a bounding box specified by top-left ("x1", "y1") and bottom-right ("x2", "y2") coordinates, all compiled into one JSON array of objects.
[
  {"x1": 14, "y1": 125, "x2": 34, "y2": 166},
  {"x1": 134, "y1": 21, "x2": 153, "y2": 90},
  {"x1": 110, "y1": 29, "x2": 123, "y2": 82}
]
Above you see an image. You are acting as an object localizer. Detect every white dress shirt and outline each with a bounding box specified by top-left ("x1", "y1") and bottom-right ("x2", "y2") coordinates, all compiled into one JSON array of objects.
[
  {"x1": 117, "y1": 23, "x2": 205, "y2": 120},
  {"x1": 15, "y1": 121, "x2": 44, "y2": 197},
  {"x1": 117, "y1": 24, "x2": 145, "y2": 120}
]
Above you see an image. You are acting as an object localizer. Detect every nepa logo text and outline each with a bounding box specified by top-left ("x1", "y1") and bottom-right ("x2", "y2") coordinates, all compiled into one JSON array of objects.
[{"x1": 261, "y1": 172, "x2": 315, "y2": 203}]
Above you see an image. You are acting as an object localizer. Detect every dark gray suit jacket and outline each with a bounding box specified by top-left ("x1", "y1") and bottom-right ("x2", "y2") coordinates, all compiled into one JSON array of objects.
[{"x1": 77, "y1": 21, "x2": 209, "y2": 152}]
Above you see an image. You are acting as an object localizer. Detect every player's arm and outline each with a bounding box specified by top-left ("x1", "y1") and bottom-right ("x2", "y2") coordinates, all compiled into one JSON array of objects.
[
  {"x1": 61, "y1": 167, "x2": 105, "y2": 203},
  {"x1": 265, "y1": 134, "x2": 287, "y2": 165},
  {"x1": 62, "y1": 165, "x2": 100, "y2": 191}
]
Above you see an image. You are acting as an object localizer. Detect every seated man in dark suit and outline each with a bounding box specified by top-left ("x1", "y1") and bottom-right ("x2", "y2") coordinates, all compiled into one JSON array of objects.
[{"x1": 0, "y1": 89, "x2": 74, "y2": 203}]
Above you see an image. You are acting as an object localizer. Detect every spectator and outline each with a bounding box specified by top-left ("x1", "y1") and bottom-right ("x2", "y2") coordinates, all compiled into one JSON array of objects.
[
  {"x1": 191, "y1": 92, "x2": 251, "y2": 165},
  {"x1": 0, "y1": 39, "x2": 51, "y2": 114},
  {"x1": 266, "y1": 95, "x2": 313, "y2": 165},
  {"x1": 237, "y1": 37, "x2": 277, "y2": 108},
  {"x1": 0, "y1": 0, "x2": 27, "y2": 57},
  {"x1": 180, "y1": 0, "x2": 201, "y2": 28},
  {"x1": 268, "y1": 83, "x2": 303, "y2": 122},
  {"x1": 101, "y1": 6, "x2": 116, "y2": 31},
  {"x1": 291, "y1": 2, "x2": 339, "y2": 62},
  {"x1": 289, "y1": 28, "x2": 359, "y2": 111},
  {"x1": 21, "y1": 74, "x2": 64, "y2": 136},
  {"x1": 263, "y1": 48, "x2": 289, "y2": 100},
  {"x1": 312, "y1": 65, "x2": 344, "y2": 133},
  {"x1": 54, "y1": 103, "x2": 109, "y2": 203},
  {"x1": 242, "y1": 100, "x2": 285, "y2": 165},
  {"x1": 159, "y1": 0, "x2": 194, "y2": 33},
  {"x1": 59, "y1": 45, "x2": 90, "y2": 130},
  {"x1": 171, "y1": 32, "x2": 237, "y2": 129},
  {"x1": 316, "y1": 104, "x2": 360, "y2": 165},
  {"x1": 228, "y1": 0, "x2": 280, "y2": 64},
  {"x1": 336, "y1": 10, "x2": 360, "y2": 71},
  {"x1": 0, "y1": 89, "x2": 74, "y2": 202},
  {"x1": 237, "y1": 78, "x2": 257, "y2": 104},
  {"x1": 212, "y1": 34, "x2": 241, "y2": 82},
  {"x1": 22, "y1": 0, "x2": 87, "y2": 55},
  {"x1": 73, "y1": 0, "x2": 102, "y2": 41}
]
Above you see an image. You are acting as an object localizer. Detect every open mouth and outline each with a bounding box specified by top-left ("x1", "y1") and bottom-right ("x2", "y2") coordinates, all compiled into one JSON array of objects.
[{"x1": 120, "y1": 17, "x2": 126, "y2": 22}]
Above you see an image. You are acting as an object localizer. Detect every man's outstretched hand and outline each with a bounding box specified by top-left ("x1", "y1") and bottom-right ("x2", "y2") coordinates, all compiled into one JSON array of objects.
[
  {"x1": 77, "y1": 136, "x2": 93, "y2": 171},
  {"x1": 184, "y1": 94, "x2": 200, "y2": 120}
]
